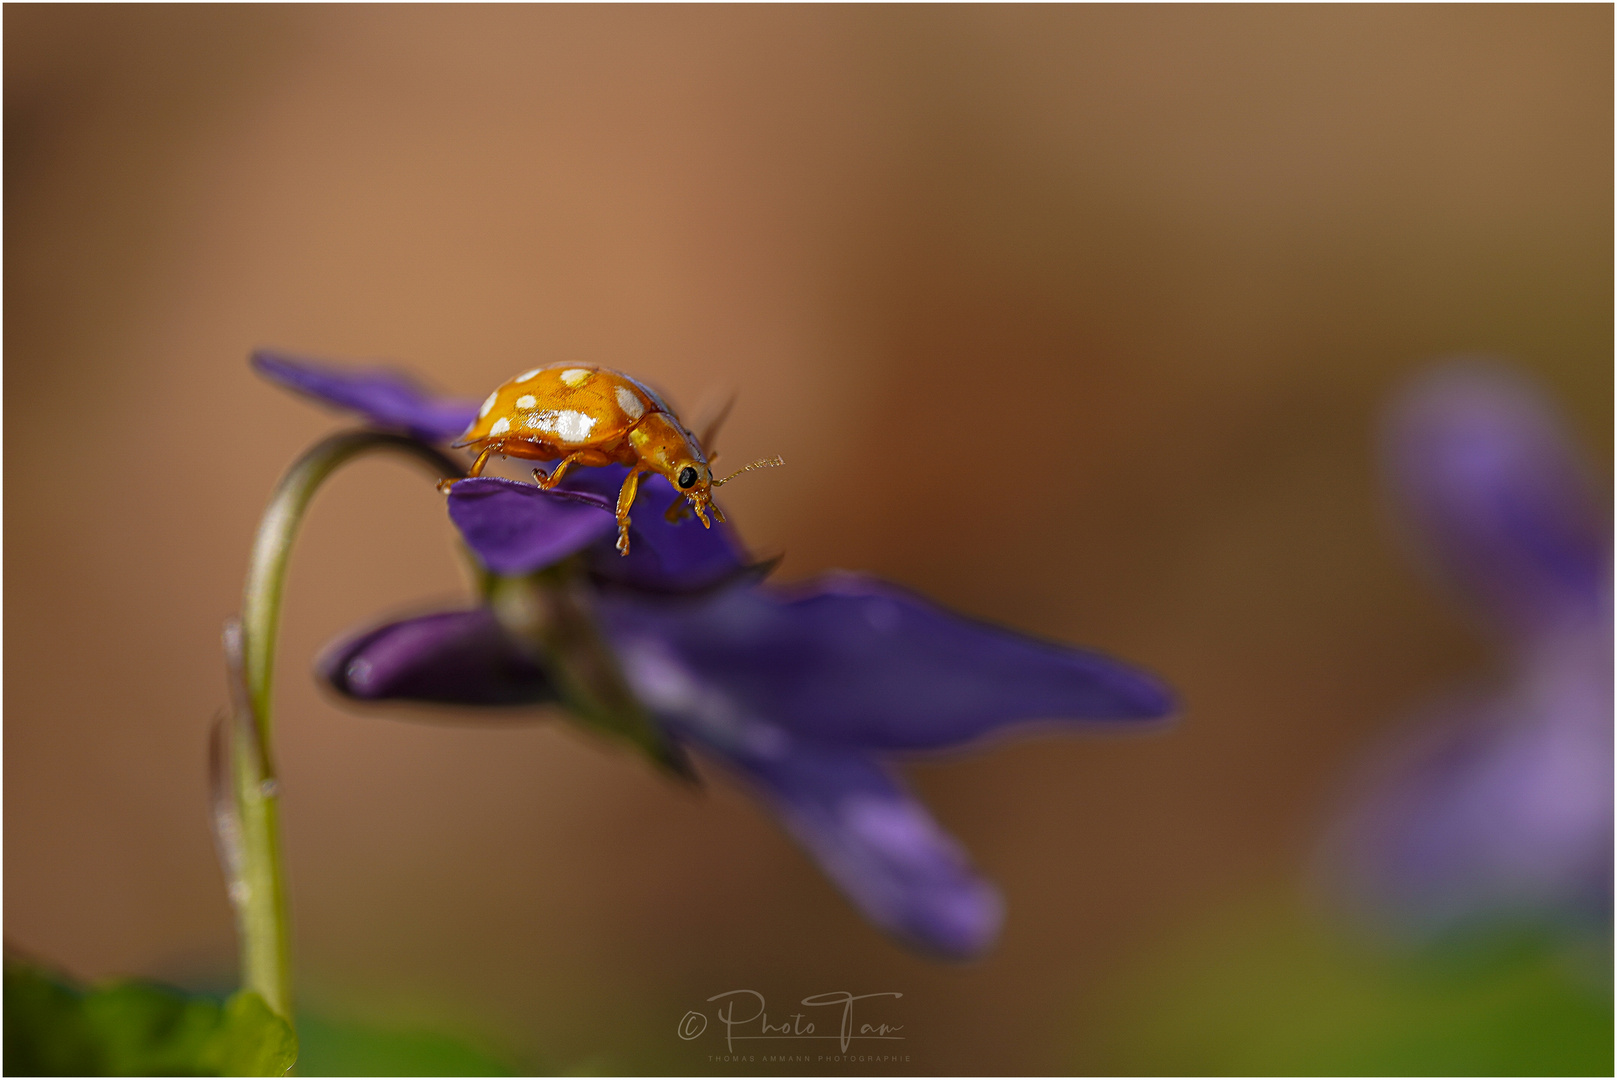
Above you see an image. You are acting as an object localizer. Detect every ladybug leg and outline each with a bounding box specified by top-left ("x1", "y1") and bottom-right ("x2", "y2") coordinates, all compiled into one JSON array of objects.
[
  {"x1": 438, "y1": 441, "x2": 502, "y2": 493},
  {"x1": 664, "y1": 490, "x2": 692, "y2": 524},
  {"x1": 614, "y1": 468, "x2": 643, "y2": 556},
  {"x1": 467, "y1": 442, "x2": 502, "y2": 477},
  {"x1": 532, "y1": 451, "x2": 587, "y2": 490}
]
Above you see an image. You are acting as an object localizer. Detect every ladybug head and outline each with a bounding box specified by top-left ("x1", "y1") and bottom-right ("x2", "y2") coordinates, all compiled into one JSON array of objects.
[
  {"x1": 690, "y1": 455, "x2": 786, "y2": 528},
  {"x1": 674, "y1": 460, "x2": 719, "y2": 528}
]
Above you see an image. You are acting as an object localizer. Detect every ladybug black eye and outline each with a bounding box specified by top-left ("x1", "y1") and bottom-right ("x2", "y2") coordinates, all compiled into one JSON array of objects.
[{"x1": 678, "y1": 466, "x2": 699, "y2": 489}]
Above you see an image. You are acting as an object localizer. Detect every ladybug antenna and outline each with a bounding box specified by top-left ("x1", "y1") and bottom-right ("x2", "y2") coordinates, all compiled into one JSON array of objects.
[{"x1": 712, "y1": 456, "x2": 785, "y2": 487}]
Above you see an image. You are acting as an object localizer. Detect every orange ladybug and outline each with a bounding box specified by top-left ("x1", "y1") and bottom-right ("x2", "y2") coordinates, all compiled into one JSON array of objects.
[{"x1": 448, "y1": 364, "x2": 781, "y2": 555}]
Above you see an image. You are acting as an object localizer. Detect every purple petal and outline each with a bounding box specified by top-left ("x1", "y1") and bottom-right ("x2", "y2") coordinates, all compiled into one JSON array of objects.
[
  {"x1": 652, "y1": 705, "x2": 1002, "y2": 957},
  {"x1": 448, "y1": 466, "x2": 752, "y2": 588},
  {"x1": 318, "y1": 606, "x2": 1006, "y2": 957},
  {"x1": 447, "y1": 477, "x2": 620, "y2": 576},
  {"x1": 319, "y1": 607, "x2": 555, "y2": 706},
  {"x1": 616, "y1": 622, "x2": 1006, "y2": 954},
  {"x1": 1324, "y1": 632, "x2": 1614, "y2": 932},
  {"x1": 1383, "y1": 362, "x2": 1610, "y2": 638},
  {"x1": 741, "y1": 748, "x2": 1003, "y2": 959},
  {"x1": 553, "y1": 464, "x2": 753, "y2": 592},
  {"x1": 252, "y1": 349, "x2": 480, "y2": 442},
  {"x1": 601, "y1": 572, "x2": 1174, "y2": 751}
]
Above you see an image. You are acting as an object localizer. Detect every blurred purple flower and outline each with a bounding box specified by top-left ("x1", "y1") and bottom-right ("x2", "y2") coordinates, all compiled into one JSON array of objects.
[
  {"x1": 321, "y1": 576, "x2": 1172, "y2": 957},
  {"x1": 256, "y1": 350, "x2": 1177, "y2": 958},
  {"x1": 1325, "y1": 362, "x2": 1612, "y2": 934}
]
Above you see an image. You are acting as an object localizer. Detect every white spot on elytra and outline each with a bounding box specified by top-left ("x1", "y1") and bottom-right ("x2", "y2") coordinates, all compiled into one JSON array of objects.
[
  {"x1": 489, "y1": 416, "x2": 511, "y2": 436},
  {"x1": 560, "y1": 368, "x2": 593, "y2": 387},
  {"x1": 615, "y1": 384, "x2": 645, "y2": 420},
  {"x1": 515, "y1": 394, "x2": 537, "y2": 409},
  {"x1": 524, "y1": 409, "x2": 597, "y2": 442},
  {"x1": 478, "y1": 391, "x2": 497, "y2": 418},
  {"x1": 559, "y1": 410, "x2": 596, "y2": 441},
  {"x1": 516, "y1": 368, "x2": 541, "y2": 383}
]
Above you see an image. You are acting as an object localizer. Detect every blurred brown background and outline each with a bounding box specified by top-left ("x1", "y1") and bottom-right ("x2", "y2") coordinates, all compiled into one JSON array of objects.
[{"x1": 5, "y1": 6, "x2": 1610, "y2": 1074}]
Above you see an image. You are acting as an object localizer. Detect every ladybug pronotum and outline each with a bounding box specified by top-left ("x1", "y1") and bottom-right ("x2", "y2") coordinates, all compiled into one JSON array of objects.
[{"x1": 448, "y1": 364, "x2": 782, "y2": 555}]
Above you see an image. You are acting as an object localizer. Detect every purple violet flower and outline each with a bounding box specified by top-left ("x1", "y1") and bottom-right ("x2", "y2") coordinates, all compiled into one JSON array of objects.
[
  {"x1": 1324, "y1": 362, "x2": 1613, "y2": 935},
  {"x1": 252, "y1": 350, "x2": 481, "y2": 443},
  {"x1": 254, "y1": 350, "x2": 1176, "y2": 958}
]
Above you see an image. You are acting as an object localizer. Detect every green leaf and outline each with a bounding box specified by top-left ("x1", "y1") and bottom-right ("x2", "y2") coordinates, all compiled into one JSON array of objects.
[
  {"x1": 4, "y1": 959, "x2": 296, "y2": 1076},
  {"x1": 292, "y1": 1014, "x2": 517, "y2": 1076}
]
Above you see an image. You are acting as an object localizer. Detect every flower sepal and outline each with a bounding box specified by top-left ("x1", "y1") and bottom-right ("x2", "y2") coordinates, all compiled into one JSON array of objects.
[{"x1": 487, "y1": 564, "x2": 697, "y2": 784}]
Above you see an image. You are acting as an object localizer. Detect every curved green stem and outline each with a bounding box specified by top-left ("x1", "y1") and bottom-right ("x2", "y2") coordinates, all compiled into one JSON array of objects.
[{"x1": 231, "y1": 430, "x2": 462, "y2": 1020}]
